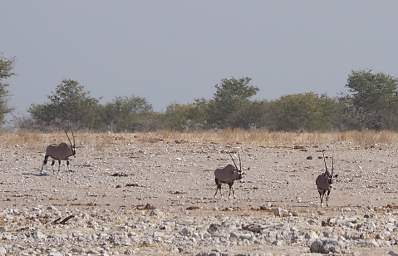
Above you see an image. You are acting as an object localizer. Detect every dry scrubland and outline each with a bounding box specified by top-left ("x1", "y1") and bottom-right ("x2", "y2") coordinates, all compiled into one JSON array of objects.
[{"x1": 1, "y1": 130, "x2": 398, "y2": 255}]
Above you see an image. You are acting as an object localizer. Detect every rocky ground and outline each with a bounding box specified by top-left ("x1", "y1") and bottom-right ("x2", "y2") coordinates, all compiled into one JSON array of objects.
[{"x1": 1, "y1": 133, "x2": 398, "y2": 255}]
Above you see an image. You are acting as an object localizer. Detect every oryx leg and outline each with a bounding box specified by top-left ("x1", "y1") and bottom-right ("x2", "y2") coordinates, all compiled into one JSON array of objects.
[
  {"x1": 325, "y1": 189, "x2": 331, "y2": 207},
  {"x1": 214, "y1": 185, "x2": 222, "y2": 198},
  {"x1": 318, "y1": 190, "x2": 324, "y2": 207},
  {"x1": 228, "y1": 183, "x2": 234, "y2": 198},
  {"x1": 58, "y1": 160, "x2": 61, "y2": 173},
  {"x1": 66, "y1": 160, "x2": 70, "y2": 171},
  {"x1": 214, "y1": 180, "x2": 222, "y2": 198},
  {"x1": 51, "y1": 160, "x2": 56, "y2": 174},
  {"x1": 41, "y1": 155, "x2": 49, "y2": 172}
]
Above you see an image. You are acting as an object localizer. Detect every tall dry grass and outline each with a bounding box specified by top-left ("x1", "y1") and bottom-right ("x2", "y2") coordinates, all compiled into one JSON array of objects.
[
  {"x1": 1, "y1": 130, "x2": 398, "y2": 148},
  {"x1": 141, "y1": 129, "x2": 398, "y2": 146}
]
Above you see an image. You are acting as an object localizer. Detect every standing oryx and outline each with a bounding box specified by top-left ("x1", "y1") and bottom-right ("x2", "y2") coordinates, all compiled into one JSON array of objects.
[
  {"x1": 214, "y1": 152, "x2": 245, "y2": 198},
  {"x1": 41, "y1": 129, "x2": 76, "y2": 174},
  {"x1": 315, "y1": 151, "x2": 338, "y2": 207}
]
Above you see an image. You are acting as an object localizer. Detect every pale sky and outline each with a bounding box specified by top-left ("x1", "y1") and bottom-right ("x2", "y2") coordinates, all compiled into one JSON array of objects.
[{"x1": 2, "y1": 1, "x2": 398, "y2": 116}]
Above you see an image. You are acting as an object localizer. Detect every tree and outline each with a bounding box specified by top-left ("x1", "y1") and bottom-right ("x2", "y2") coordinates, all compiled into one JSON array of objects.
[
  {"x1": 164, "y1": 103, "x2": 195, "y2": 131},
  {"x1": 0, "y1": 56, "x2": 14, "y2": 124},
  {"x1": 207, "y1": 77, "x2": 258, "y2": 128},
  {"x1": 344, "y1": 70, "x2": 398, "y2": 130},
  {"x1": 269, "y1": 92, "x2": 342, "y2": 131},
  {"x1": 100, "y1": 95, "x2": 153, "y2": 132},
  {"x1": 163, "y1": 99, "x2": 210, "y2": 131},
  {"x1": 224, "y1": 100, "x2": 269, "y2": 129},
  {"x1": 29, "y1": 79, "x2": 100, "y2": 129}
]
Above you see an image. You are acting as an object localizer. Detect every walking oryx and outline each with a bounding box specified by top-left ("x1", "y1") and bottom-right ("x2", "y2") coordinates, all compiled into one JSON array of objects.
[
  {"x1": 214, "y1": 152, "x2": 245, "y2": 198},
  {"x1": 315, "y1": 151, "x2": 338, "y2": 207},
  {"x1": 41, "y1": 129, "x2": 76, "y2": 174}
]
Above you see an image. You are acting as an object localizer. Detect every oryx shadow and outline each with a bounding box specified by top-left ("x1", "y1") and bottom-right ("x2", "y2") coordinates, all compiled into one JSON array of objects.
[{"x1": 22, "y1": 171, "x2": 50, "y2": 177}]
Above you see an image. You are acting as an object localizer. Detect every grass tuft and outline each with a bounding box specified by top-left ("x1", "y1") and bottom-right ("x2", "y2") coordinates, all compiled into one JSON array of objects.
[{"x1": 1, "y1": 130, "x2": 397, "y2": 148}]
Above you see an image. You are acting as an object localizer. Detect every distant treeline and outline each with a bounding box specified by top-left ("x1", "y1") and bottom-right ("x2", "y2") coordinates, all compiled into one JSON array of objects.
[{"x1": 1, "y1": 56, "x2": 398, "y2": 132}]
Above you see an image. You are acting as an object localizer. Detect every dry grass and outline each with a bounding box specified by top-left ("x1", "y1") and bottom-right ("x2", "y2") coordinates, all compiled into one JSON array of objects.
[
  {"x1": 1, "y1": 130, "x2": 398, "y2": 147},
  {"x1": 135, "y1": 129, "x2": 398, "y2": 146}
]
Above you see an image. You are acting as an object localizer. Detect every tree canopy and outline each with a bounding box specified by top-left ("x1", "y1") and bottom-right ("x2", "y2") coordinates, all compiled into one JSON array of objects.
[
  {"x1": 100, "y1": 96, "x2": 153, "y2": 132},
  {"x1": 207, "y1": 77, "x2": 259, "y2": 128},
  {"x1": 269, "y1": 93, "x2": 342, "y2": 131},
  {"x1": 344, "y1": 70, "x2": 398, "y2": 130},
  {"x1": 16, "y1": 71, "x2": 398, "y2": 132},
  {"x1": 0, "y1": 56, "x2": 14, "y2": 124},
  {"x1": 29, "y1": 79, "x2": 99, "y2": 129}
]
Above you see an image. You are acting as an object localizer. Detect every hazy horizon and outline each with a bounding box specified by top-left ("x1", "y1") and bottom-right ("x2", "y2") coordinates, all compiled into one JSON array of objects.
[{"x1": 2, "y1": 1, "x2": 398, "y2": 117}]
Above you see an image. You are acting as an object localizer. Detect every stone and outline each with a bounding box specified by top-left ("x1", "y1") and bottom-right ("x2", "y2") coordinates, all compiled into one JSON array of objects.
[
  {"x1": 305, "y1": 231, "x2": 318, "y2": 240},
  {"x1": 272, "y1": 240, "x2": 284, "y2": 246},
  {"x1": 242, "y1": 224, "x2": 263, "y2": 234},
  {"x1": 180, "y1": 227, "x2": 191, "y2": 237},
  {"x1": 229, "y1": 232, "x2": 238, "y2": 240},
  {"x1": 310, "y1": 239, "x2": 340, "y2": 254},
  {"x1": 272, "y1": 207, "x2": 289, "y2": 217},
  {"x1": 0, "y1": 247, "x2": 6, "y2": 256},
  {"x1": 48, "y1": 251, "x2": 63, "y2": 256},
  {"x1": 239, "y1": 233, "x2": 253, "y2": 241},
  {"x1": 149, "y1": 209, "x2": 162, "y2": 217},
  {"x1": 195, "y1": 252, "x2": 220, "y2": 256},
  {"x1": 307, "y1": 219, "x2": 317, "y2": 225},
  {"x1": 33, "y1": 229, "x2": 46, "y2": 240},
  {"x1": 208, "y1": 224, "x2": 222, "y2": 234}
]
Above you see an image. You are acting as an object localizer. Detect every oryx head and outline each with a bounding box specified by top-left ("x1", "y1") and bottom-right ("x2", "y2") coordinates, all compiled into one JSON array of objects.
[
  {"x1": 64, "y1": 128, "x2": 76, "y2": 157},
  {"x1": 322, "y1": 151, "x2": 338, "y2": 184},
  {"x1": 228, "y1": 151, "x2": 244, "y2": 180}
]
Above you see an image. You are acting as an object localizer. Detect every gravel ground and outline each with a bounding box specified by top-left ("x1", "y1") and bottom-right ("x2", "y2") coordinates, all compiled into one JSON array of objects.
[{"x1": 1, "y1": 134, "x2": 398, "y2": 255}]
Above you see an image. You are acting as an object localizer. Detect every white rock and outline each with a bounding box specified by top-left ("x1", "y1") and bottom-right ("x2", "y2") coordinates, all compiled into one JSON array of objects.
[
  {"x1": 0, "y1": 247, "x2": 6, "y2": 256},
  {"x1": 273, "y1": 207, "x2": 289, "y2": 217},
  {"x1": 305, "y1": 231, "x2": 318, "y2": 240},
  {"x1": 48, "y1": 251, "x2": 63, "y2": 256},
  {"x1": 273, "y1": 240, "x2": 284, "y2": 246},
  {"x1": 33, "y1": 229, "x2": 46, "y2": 240},
  {"x1": 180, "y1": 227, "x2": 191, "y2": 237},
  {"x1": 310, "y1": 239, "x2": 340, "y2": 254},
  {"x1": 239, "y1": 233, "x2": 253, "y2": 241}
]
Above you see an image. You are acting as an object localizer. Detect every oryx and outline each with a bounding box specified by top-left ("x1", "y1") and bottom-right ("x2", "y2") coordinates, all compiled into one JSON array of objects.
[
  {"x1": 214, "y1": 152, "x2": 245, "y2": 198},
  {"x1": 315, "y1": 151, "x2": 338, "y2": 207},
  {"x1": 41, "y1": 129, "x2": 76, "y2": 174}
]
